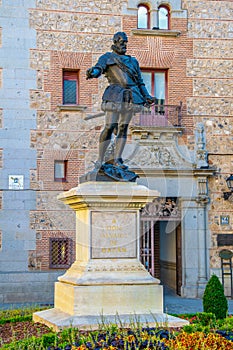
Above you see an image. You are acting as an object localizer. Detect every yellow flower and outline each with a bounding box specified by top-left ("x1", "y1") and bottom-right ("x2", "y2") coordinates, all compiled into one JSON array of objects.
[{"x1": 126, "y1": 334, "x2": 135, "y2": 343}]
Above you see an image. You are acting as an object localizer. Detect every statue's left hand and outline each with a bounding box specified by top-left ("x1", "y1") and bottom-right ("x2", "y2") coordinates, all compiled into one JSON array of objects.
[{"x1": 146, "y1": 96, "x2": 156, "y2": 104}]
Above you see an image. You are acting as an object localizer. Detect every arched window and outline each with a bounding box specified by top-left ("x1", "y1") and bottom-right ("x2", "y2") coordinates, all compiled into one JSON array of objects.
[
  {"x1": 158, "y1": 5, "x2": 170, "y2": 30},
  {"x1": 137, "y1": 4, "x2": 150, "y2": 29}
]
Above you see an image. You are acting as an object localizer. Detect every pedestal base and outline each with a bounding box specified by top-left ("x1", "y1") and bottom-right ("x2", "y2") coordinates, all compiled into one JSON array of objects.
[
  {"x1": 55, "y1": 282, "x2": 163, "y2": 315},
  {"x1": 33, "y1": 309, "x2": 189, "y2": 332},
  {"x1": 33, "y1": 258, "x2": 167, "y2": 330},
  {"x1": 33, "y1": 182, "x2": 189, "y2": 331},
  {"x1": 53, "y1": 258, "x2": 163, "y2": 315},
  {"x1": 33, "y1": 258, "x2": 189, "y2": 331}
]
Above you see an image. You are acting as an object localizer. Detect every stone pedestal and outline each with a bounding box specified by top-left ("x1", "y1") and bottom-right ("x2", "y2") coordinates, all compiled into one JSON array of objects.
[{"x1": 34, "y1": 182, "x2": 188, "y2": 330}]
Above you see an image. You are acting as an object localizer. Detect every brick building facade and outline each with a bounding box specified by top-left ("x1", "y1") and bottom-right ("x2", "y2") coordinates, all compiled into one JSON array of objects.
[{"x1": 0, "y1": 0, "x2": 232, "y2": 303}]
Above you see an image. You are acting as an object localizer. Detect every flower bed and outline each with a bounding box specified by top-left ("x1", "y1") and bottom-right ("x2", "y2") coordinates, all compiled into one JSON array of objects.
[{"x1": 0, "y1": 309, "x2": 233, "y2": 349}]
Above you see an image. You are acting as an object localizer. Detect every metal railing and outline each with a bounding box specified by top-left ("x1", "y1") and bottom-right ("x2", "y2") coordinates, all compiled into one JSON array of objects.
[{"x1": 133, "y1": 101, "x2": 182, "y2": 127}]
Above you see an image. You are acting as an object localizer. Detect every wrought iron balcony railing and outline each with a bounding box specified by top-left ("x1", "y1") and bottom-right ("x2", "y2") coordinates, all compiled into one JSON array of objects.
[{"x1": 132, "y1": 102, "x2": 182, "y2": 127}]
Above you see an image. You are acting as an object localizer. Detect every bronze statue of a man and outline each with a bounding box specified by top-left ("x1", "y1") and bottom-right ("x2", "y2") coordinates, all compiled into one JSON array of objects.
[{"x1": 86, "y1": 31, "x2": 154, "y2": 171}]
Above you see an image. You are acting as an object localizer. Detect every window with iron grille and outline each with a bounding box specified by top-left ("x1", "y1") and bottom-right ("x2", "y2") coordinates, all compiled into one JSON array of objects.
[
  {"x1": 63, "y1": 70, "x2": 79, "y2": 105},
  {"x1": 49, "y1": 238, "x2": 72, "y2": 269}
]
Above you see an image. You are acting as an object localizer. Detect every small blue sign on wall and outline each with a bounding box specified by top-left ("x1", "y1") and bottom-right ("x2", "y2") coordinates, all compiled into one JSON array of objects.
[
  {"x1": 220, "y1": 215, "x2": 230, "y2": 225},
  {"x1": 9, "y1": 175, "x2": 24, "y2": 190}
]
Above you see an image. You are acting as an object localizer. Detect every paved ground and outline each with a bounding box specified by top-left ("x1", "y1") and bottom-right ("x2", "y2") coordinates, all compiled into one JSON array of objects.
[
  {"x1": 164, "y1": 286, "x2": 233, "y2": 315},
  {"x1": 1, "y1": 287, "x2": 233, "y2": 315}
]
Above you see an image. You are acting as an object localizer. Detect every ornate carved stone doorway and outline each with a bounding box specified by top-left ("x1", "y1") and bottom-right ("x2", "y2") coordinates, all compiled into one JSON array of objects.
[{"x1": 140, "y1": 197, "x2": 182, "y2": 295}]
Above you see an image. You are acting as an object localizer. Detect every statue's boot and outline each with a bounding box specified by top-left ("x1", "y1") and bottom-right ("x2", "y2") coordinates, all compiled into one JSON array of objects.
[{"x1": 114, "y1": 157, "x2": 128, "y2": 170}]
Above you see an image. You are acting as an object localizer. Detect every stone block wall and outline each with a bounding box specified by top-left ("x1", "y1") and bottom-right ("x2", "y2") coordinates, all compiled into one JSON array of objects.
[
  {"x1": 0, "y1": 109, "x2": 3, "y2": 128},
  {"x1": 0, "y1": 271, "x2": 63, "y2": 304},
  {"x1": 27, "y1": 0, "x2": 193, "y2": 271},
  {"x1": 2, "y1": 0, "x2": 232, "y2": 302},
  {"x1": 0, "y1": 0, "x2": 38, "y2": 277},
  {"x1": 183, "y1": 0, "x2": 233, "y2": 273}
]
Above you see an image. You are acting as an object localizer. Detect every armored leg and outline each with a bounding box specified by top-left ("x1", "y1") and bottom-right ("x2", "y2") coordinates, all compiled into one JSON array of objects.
[
  {"x1": 97, "y1": 111, "x2": 118, "y2": 165},
  {"x1": 114, "y1": 111, "x2": 133, "y2": 165}
]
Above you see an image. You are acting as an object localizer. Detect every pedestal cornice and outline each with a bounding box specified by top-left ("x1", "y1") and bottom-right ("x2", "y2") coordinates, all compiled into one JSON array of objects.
[{"x1": 57, "y1": 182, "x2": 160, "y2": 210}]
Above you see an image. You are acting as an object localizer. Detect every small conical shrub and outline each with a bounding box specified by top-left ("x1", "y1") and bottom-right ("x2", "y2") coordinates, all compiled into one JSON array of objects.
[{"x1": 203, "y1": 274, "x2": 228, "y2": 319}]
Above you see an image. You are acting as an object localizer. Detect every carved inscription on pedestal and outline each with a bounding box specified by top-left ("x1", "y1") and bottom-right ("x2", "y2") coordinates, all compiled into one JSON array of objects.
[{"x1": 91, "y1": 211, "x2": 137, "y2": 259}]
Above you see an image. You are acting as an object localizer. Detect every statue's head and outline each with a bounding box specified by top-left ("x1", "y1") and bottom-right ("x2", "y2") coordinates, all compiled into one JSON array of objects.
[{"x1": 111, "y1": 32, "x2": 128, "y2": 55}]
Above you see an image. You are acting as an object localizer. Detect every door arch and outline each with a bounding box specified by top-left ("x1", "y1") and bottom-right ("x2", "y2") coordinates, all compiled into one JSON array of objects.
[{"x1": 140, "y1": 197, "x2": 182, "y2": 295}]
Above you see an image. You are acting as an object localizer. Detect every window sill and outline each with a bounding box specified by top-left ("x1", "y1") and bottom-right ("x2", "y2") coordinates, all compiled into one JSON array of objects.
[
  {"x1": 58, "y1": 105, "x2": 87, "y2": 111},
  {"x1": 131, "y1": 28, "x2": 181, "y2": 37},
  {"x1": 54, "y1": 179, "x2": 68, "y2": 183}
]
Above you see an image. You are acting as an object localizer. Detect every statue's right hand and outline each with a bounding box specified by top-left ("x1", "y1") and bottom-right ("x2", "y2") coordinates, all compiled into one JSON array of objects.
[
  {"x1": 86, "y1": 67, "x2": 101, "y2": 80},
  {"x1": 86, "y1": 68, "x2": 94, "y2": 80}
]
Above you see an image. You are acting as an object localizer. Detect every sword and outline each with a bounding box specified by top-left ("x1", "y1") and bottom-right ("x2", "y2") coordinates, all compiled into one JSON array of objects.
[
  {"x1": 84, "y1": 99, "x2": 155, "y2": 120},
  {"x1": 84, "y1": 112, "x2": 105, "y2": 121}
]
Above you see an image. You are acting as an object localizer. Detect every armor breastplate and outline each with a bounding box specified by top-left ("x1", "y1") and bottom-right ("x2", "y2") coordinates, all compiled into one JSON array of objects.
[{"x1": 105, "y1": 64, "x2": 130, "y2": 87}]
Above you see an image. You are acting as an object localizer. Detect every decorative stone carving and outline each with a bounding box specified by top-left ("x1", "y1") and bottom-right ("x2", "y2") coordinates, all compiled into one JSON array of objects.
[
  {"x1": 141, "y1": 198, "x2": 181, "y2": 219},
  {"x1": 227, "y1": 193, "x2": 233, "y2": 203},
  {"x1": 195, "y1": 123, "x2": 209, "y2": 168},
  {"x1": 195, "y1": 195, "x2": 209, "y2": 205},
  {"x1": 85, "y1": 260, "x2": 146, "y2": 273},
  {"x1": 128, "y1": 146, "x2": 176, "y2": 168},
  {"x1": 126, "y1": 127, "x2": 194, "y2": 170},
  {"x1": 28, "y1": 251, "x2": 42, "y2": 270},
  {"x1": 195, "y1": 176, "x2": 209, "y2": 205},
  {"x1": 197, "y1": 177, "x2": 208, "y2": 196}
]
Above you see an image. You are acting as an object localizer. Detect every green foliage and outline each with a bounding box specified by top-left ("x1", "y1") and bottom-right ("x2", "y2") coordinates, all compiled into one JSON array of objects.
[
  {"x1": 58, "y1": 327, "x2": 79, "y2": 346},
  {"x1": 1, "y1": 332, "x2": 56, "y2": 349},
  {"x1": 203, "y1": 274, "x2": 228, "y2": 319},
  {"x1": 170, "y1": 313, "x2": 196, "y2": 319},
  {"x1": 0, "y1": 314, "x2": 32, "y2": 325},
  {"x1": 218, "y1": 316, "x2": 233, "y2": 331},
  {"x1": 0, "y1": 305, "x2": 51, "y2": 325},
  {"x1": 182, "y1": 323, "x2": 210, "y2": 334},
  {"x1": 40, "y1": 333, "x2": 57, "y2": 348},
  {"x1": 196, "y1": 312, "x2": 216, "y2": 327}
]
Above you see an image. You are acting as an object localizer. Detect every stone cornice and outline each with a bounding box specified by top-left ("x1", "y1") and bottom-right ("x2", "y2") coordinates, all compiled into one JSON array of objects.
[
  {"x1": 193, "y1": 168, "x2": 216, "y2": 177},
  {"x1": 128, "y1": 168, "x2": 214, "y2": 178},
  {"x1": 130, "y1": 126, "x2": 184, "y2": 139},
  {"x1": 131, "y1": 28, "x2": 181, "y2": 37},
  {"x1": 57, "y1": 182, "x2": 160, "y2": 210},
  {"x1": 127, "y1": 165, "x2": 215, "y2": 178},
  {"x1": 58, "y1": 105, "x2": 87, "y2": 112}
]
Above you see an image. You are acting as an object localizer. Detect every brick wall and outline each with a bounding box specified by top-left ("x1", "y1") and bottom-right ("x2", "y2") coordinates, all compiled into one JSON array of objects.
[
  {"x1": 27, "y1": 1, "x2": 194, "y2": 270},
  {"x1": 28, "y1": 0, "x2": 233, "y2": 273},
  {"x1": 29, "y1": 230, "x2": 75, "y2": 270}
]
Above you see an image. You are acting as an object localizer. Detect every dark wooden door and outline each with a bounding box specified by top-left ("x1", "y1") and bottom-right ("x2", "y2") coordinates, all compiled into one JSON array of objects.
[{"x1": 176, "y1": 223, "x2": 182, "y2": 295}]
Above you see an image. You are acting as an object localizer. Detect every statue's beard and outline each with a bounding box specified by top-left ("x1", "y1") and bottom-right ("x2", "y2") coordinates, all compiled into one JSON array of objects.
[{"x1": 111, "y1": 44, "x2": 127, "y2": 55}]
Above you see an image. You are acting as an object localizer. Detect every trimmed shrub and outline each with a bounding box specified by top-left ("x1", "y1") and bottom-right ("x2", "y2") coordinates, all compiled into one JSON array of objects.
[{"x1": 203, "y1": 274, "x2": 228, "y2": 319}]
